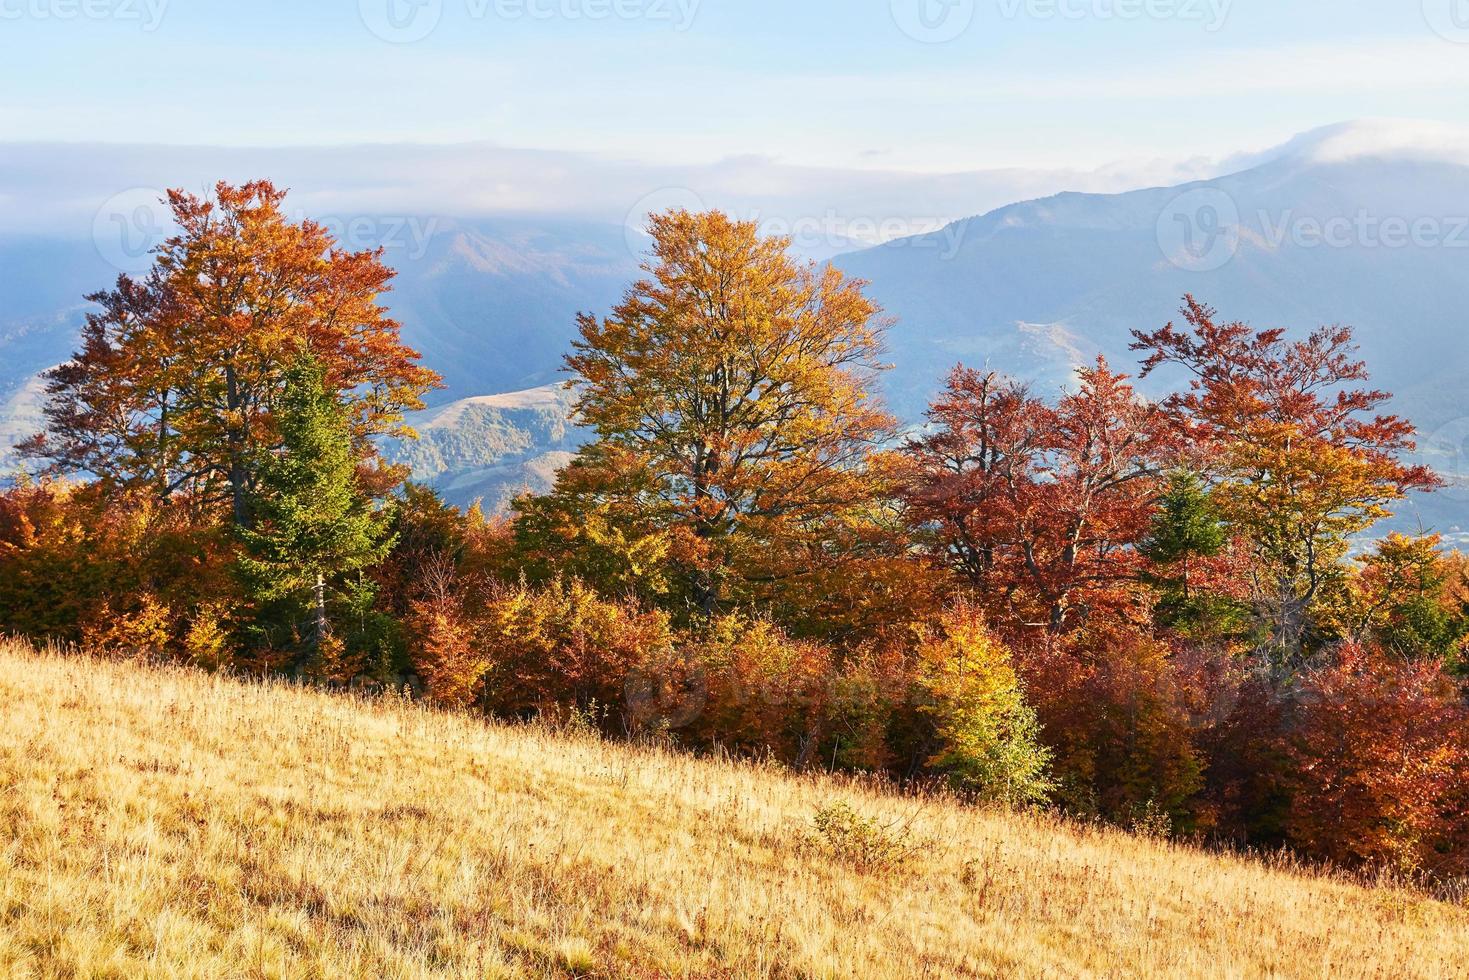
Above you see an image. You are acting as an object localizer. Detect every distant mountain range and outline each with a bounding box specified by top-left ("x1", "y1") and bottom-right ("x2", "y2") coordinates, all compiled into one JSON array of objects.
[{"x1": 4, "y1": 122, "x2": 1467, "y2": 538}]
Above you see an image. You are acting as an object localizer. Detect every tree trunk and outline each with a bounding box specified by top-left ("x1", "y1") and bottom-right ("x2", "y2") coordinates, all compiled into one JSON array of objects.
[
  {"x1": 225, "y1": 361, "x2": 250, "y2": 529},
  {"x1": 314, "y1": 571, "x2": 329, "y2": 654}
]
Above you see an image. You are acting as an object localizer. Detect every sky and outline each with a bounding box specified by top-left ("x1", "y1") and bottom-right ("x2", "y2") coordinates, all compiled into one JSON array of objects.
[
  {"x1": 4, "y1": 1, "x2": 1469, "y2": 247},
  {"x1": 3, "y1": 0, "x2": 1469, "y2": 171}
]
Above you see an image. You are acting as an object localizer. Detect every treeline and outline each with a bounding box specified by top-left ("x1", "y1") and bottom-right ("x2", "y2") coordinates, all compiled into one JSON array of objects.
[{"x1": 2, "y1": 183, "x2": 1466, "y2": 878}]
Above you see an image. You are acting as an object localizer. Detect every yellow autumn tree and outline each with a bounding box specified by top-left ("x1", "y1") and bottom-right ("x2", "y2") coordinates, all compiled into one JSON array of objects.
[{"x1": 531, "y1": 209, "x2": 922, "y2": 632}]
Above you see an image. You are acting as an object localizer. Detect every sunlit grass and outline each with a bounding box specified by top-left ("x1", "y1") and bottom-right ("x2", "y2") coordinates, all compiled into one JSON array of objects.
[{"x1": 0, "y1": 637, "x2": 1464, "y2": 978}]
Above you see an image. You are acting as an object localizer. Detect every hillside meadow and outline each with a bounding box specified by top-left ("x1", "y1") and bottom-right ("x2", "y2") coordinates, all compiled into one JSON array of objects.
[{"x1": 0, "y1": 639, "x2": 1465, "y2": 979}]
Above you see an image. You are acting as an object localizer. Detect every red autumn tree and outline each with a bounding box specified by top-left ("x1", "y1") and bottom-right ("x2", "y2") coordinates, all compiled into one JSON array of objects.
[
  {"x1": 1013, "y1": 624, "x2": 1205, "y2": 830},
  {"x1": 1131, "y1": 297, "x2": 1438, "y2": 660},
  {"x1": 904, "y1": 358, "x2": 1185, "y2": 634},
  {"x1": 23, "y1": 181, "x2": 441, "y2": 526},
  {"x1": 901, "y1": 369, "x2": 1042, "y2": 598}
]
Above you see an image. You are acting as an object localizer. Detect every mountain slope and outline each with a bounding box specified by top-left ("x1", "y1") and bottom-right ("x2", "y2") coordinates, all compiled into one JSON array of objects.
[
  {"x1": 380, "y1": 384, "x2": 585, "y2": 511},
  {"x1": 2, "y1": 639, "x2": 1464, "y2": 978},
  {"x1": 5, "y1": 123, "x2": 1469, "y2": 535},
  {"x1": 838, "y1": 132, "x2": 1469, "y2": 428},
  {"x1": 835, "y1": 124, "x2": 1469, "y2": 540}
]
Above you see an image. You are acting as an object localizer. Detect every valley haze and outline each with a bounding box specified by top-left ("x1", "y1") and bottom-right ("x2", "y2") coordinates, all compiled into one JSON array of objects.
[{"x1": 4, "y1": 120, "x2": 1468, "y2": 542}]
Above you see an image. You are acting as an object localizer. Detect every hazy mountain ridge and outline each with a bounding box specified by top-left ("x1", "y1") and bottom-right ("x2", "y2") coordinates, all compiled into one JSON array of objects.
[{"x1": 4, "y1": 123, "x2": 1468, "y2": 533}]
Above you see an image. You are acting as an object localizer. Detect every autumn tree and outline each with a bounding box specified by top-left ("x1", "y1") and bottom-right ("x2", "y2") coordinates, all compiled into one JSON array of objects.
[
  {"x1": 1286, "y1": 642, "x2": 1469, "y2": 877},
  {"x1": 904, "y1": 359, "x2": 1184, "y2": 634},
  {"x1": 24, "y1": 180, "x2": 440, "y2": 526},
  {"x1": 913, "y1": 602, "x2": 1054, "y2": 805},
  {"x1": 1131, "y1": 297, "x2": 1439, "y2": 663},
  {"x1": 541, "y1": 209, "x2": 904, "y2": 625},
  {"x1": 1330, "y1": 534, "x2": 1469, "y2": 661},
  {"x1": 901, "y1": 369, "x2": 1041, "y2": 598}
]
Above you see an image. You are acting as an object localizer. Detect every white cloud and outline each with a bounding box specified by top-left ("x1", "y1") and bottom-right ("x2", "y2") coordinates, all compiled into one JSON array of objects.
[{"x1": 4, "y1": 118, "x2": 1468, "y2": 249}]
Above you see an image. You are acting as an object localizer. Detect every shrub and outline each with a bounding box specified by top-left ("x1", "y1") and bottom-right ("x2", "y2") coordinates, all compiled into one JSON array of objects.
[
  {"x1": 182, "y1": 603, "x2": 236, "y2": 671},
  {"x1": 80, "y1": 591, "x2": 174, "y2": 658},
  {"x1": 1285, "y1": 643, "x2": 1469, "y2": 877},
  {"x1": 407, "y1": 593, "x2": 489, "y2": 709},
  {"x1": 912, "y1": 603, "x2": 1053, "y2": 806},
  {"x1": 1016, "y1": 625, "x2": 1204, "y2": 830},
  {"x1": 809, "y1": 802, "x2": 918, "y2": 873},
  {"x1": 479, "y1": 578, "x2": 672, "y2": 727},
  {"x1": 677, "y1": 615, "x2": 836, "y2": 765},
  {"x1": 0, "y1": 481, "x2": 239, "y2": 655}
]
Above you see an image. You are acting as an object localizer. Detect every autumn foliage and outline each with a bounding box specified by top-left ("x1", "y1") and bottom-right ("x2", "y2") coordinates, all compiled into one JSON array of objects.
[
  {"x1": 1285, "y1": 644, "x2": 1469, "y2": 876},
  {"x1": 2, "y1": 200, "x2": 1466, "y2": 880}
]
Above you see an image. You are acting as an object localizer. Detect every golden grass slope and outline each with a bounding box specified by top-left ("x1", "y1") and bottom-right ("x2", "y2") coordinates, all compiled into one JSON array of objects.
[{"x1": 0, "y1": 638, "x2": 1464, "y2": 979}]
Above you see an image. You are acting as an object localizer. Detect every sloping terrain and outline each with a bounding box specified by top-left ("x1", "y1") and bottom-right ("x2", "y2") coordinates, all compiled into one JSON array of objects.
[
  {"x1": 380, "y1": 384, "x2": 585, "y2": 511},
  {"x1": 0, "y1": 640, "x2": 1464, "y2": 978}
]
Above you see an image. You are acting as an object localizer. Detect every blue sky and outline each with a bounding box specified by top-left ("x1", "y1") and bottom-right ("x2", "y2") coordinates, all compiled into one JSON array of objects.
[{"x1": 4, "y1": 0, "x2": 1469, "y2": 174}]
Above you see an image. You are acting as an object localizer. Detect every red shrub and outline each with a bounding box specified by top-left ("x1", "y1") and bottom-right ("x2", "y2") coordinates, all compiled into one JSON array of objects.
[
  {"x1": 1015, "y1": 625, "x2": 1204, "y2": 830},
  {"x1": 1286, "y1": 643, "x2": 1469, "y2": 876}
]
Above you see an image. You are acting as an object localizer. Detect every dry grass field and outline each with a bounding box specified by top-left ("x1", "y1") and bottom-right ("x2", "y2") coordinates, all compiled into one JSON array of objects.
[{"x1": 0, "y1": 638, "x2": 1465, "y2": 979}]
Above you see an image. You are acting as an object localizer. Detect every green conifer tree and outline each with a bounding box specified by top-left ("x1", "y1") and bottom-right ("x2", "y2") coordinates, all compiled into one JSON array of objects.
[
  {"x1": 237, "y1": 356, "x2": 393, "y2": 670},
  {"x1": 1141, "y1": 470, "x2": 1243, "y2": 640}
]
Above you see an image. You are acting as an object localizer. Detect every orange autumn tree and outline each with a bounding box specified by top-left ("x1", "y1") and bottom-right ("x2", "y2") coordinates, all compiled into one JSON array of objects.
[
  {"x1": 24, "y1": 180, "x2": 440, "y2": 526},
  {"x1": 1131, "y1": 297, "x2": 1438, "y2": 663},
  {"x1": 538, "y1": 209, "x2": 910, "y2": 628}
]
